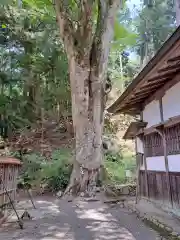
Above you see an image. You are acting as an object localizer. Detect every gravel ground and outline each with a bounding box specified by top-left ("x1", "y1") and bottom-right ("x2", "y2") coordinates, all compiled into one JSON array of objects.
[{"x1": 0, "y1": 196, "x2": 163, "y2": 240}]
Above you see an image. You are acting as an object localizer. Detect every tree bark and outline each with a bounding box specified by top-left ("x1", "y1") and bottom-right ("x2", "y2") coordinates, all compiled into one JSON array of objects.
[
  {"x1": 64, "y1": 59, "x2": 104, "y2": 195},
  {"x1": 54, "y1": 0, "x2": 120, "y2": 196}
]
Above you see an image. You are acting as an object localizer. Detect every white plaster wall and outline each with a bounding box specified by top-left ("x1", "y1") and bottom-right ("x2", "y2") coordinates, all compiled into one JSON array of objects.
[
  {"x1": 143, "y1": 100, "x2": 161, "y2": 127},
  {"x1": 136, "y1": 137, "x2": 144, "y2": 154},
  {"x1": 168, "y1": 154, "x2": 180, "y2": 172},
  {"x1": 140, "y1": 155, "x2": 180, "y2": 172},
  {"x1": 162, "y1": 81, "x2": 180, "y2": 121},
  {"x1": 146, "y1": 156, "x2": 166, "y2": 171},
  {"x1": 140, "y1": 164, "x2": 145, "y2": 170}
]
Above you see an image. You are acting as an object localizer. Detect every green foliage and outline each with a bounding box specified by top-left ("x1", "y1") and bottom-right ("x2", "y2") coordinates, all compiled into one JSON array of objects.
[
  {"x1": 18, "y1": 153, "x2": 45, "y2": 186},
  {"x1": 40, "y1": 149, "x2": 72, "y2": 191},
  {"x1": 0, "y1": 0, "x2": 13, "y2": 5},
  {"x1": 104, "y1": 114, "x2": 119, "y2": 134},
  {"x1": 0, "y1": 1, "x2": 137, "y2": 139},
  {"x1": 0, "y1": 4, "x2": 70, "y2": 135},
  {"x1": 112, "y1": 3, "x2": 137, "y2": 51},
  {"x1": 105, "y1": 159, "x2": 126, "y2": 183},
  {"x1": 122, "y1": 152, "x2": 136, "y2": 172},
  {"x1": 24, "y1": 0, "x2": 135, "y2": 52},
  {"x1": 105, "y1": 151, "x2": 123, "y2": 163},
  {"x1": 18, "y1": 149, "x2": 72, "y2": 192},
  {"x1": 112, "y1": 18, "x2": 137, "y2": 51},
  {"x1": 104, "y1": 151, "x2": 136, "y2": 184},
  {"x1": 135, "y1": 0, "x2": 176, "y2": 62},
  {"x1": 108, "y1": 50, "x2": 138, "y2": 91}
]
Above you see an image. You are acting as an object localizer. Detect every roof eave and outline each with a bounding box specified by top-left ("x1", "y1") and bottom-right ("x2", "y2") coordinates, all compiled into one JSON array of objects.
[{"x1": 108, "y1": 26, "x2": 180, "y2": 114}]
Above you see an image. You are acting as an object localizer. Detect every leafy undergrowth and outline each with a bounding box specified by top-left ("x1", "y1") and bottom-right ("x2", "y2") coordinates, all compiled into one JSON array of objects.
[
  {"x1": 16, "y1": 145, "x2": 135, "y2": 194},
  {"x1": 104, "y1": 151, "x2": 136, "y2": 184},
  {"x1": 17, "y1": 148, "x2": 72, "y2": 192}
]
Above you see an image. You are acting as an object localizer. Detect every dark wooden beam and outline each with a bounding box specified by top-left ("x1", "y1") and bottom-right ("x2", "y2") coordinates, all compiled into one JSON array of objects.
[
  {"x1": 147, "y1": 76, "x2": 170, "y2": 83},
  {"x1": 129, "y1": 99, "x2": 147, "y2": 106},
  {"x1": 134, "y1": 93, "x2": 149, "y2": 98},
  {"x1": 136, "y1": 88, "x2": 156, "y2": 95},
  {"x1": 140, "y1": 83, "x2": 163, "y2": 91},
  {"x1": 118, "y1": 103, "x2": 142, "y2": 114},
  {"x1": 133, "y1": 93, "x2": 149, "y2": 101},
  {"x1": 123, "y1": 121, "x2": 147, "y2": 140},
  {"x1": 147, "y1": 69, "x2": 178, "y2": 82},
  {"x1": 158, "y1": 62, "x2": 180, "y2": 73},
  {"x1": 157, "y1": 67, "x2": 180, "y2": 75},
  {"x1": 130, "y1": 97, "x2": 146, "y2": 103},
  {"x1": 134, "y1": 86, "x2": 160, "y2": 97},
  {"x1": 167, "y1": 55, "x2": 180, "y2": 63},
  {"x1": 144, "y1": 73, "x2": 180, "y2": 107},
  {"x1": 141, "y1": 79, "x2": 167, "y2": 88}
]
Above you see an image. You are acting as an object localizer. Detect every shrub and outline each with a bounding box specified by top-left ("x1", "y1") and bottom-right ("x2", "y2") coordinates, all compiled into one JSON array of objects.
[
  {"x1": 104, "y1": 151, "x2": 136, "y2": 184},
  {"x1": 105, "y1": 151, "x2": 123, "y2": 163},
  {"x1": 17, "y1": 153, "x2": 44, "y2": 188},
  {"x1": 40, "y1": 149, "x2": 72, "y2": 191},
  {"x1": 17, "y1": 149, "x2": 72, "y2": 192}
]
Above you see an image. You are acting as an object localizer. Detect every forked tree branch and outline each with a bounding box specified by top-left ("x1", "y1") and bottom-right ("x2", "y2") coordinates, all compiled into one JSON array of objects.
[
  {"x1": 90, "y1": 0, "x2": 121, "y2": 77},
  {"x1": 54, "y1": 0, "x2": 121, "y2": 65},
  {"x1": 76, "y1": 0, "x2": 95, "y2": 49},
  {"x1": 54, "y1": 0, "x2": 75, "y2": 55},
  {"x1": 54, "y1": 0, "x2": 96, "y2": 59}
]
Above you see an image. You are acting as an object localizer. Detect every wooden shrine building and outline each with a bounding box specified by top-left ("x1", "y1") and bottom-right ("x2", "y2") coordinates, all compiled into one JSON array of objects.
[{"x1": 108, "y1": 26, "x2": 180, "y2": 208}]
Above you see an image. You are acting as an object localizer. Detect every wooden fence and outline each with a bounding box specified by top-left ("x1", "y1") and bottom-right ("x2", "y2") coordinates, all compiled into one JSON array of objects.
[
  {"x1": 139, "y1": 170, "x2": 180, "y2": 207},
  {"x1": 0, "y1": 158, "x2": 21, "y2": 209}
]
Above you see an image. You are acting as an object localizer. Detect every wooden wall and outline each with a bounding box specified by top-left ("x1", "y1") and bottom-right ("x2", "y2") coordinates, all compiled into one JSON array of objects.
[{"x1": 139, "y1": 170, "x2": 180, "y2": 207}]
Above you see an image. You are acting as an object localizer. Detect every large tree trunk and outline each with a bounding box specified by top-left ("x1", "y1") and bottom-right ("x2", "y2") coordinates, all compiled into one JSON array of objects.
[
  {"x1": 54, "y1": 0, "x2": 120, "y2": 196},
  {"x1": 64, "y1": 59, "x2": 104, "y2": 196}
]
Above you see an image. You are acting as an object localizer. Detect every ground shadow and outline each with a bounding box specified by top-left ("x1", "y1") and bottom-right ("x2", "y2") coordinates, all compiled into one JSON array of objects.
[{"x1": 0, "y1": 196, "x2": 160, "y2": 240}]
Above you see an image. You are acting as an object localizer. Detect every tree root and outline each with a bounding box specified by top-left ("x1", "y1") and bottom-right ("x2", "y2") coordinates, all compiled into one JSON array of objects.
[{"x1": 64, "y1": 162, "x2": 100, "y2": 198}]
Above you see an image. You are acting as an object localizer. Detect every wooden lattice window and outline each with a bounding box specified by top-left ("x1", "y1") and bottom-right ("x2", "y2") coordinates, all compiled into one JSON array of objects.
[
  {"x1": 165, "y1": 124, "x2": 180, "y2": 155},
  {"x1": 144, "y1": 132, "x2": 163, "y2": 157}
]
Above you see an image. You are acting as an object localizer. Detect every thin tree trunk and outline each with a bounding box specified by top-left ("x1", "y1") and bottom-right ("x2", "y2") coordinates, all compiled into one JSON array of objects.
[{"x1": 119, "y1": 53, "x2": 124, "y2": 92}]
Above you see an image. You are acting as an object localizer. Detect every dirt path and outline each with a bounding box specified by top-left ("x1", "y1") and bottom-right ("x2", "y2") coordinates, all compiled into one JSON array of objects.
[{"x1": 0, "y1": 197, "x2": 163, "y2": 240}]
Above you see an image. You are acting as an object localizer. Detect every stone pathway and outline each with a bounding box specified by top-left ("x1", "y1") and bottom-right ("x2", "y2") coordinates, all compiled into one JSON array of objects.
[
  {"x1": 126, "y1": 198, "x2": 180, "y2": 238},
  {"x1": 0, "y1": 196, "x2": 163, "y2": 240}
]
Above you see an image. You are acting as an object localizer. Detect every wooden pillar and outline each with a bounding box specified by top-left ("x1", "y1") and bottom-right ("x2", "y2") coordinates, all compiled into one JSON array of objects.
[
  {"x1": 135, "y1": 138, "x2": 140, "y2": 204},
  {"x1": 140, "y1": 111, "x2": 149, "y2": 199},
  {"x1": 163, "y1": 131, "x2": 173, "y2": 207},
  {"x1": 142, "y1": 135, "x2": 149, "y2": 199},
  {"x1": 156, "y1": 128, "x2": 173, "y2": 207},
  {"x1": 158, "y1": 98, "x2": 173, "y2": 207},
  {"x1": 159, "y1": 98, "x2": 164, "y2": 122}
]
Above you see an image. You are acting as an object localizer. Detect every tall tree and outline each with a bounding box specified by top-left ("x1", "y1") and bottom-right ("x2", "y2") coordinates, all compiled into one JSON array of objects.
[
  {"x1": 108, "y1": 4, "x2": 137, "y2": 93},
  {"x1": 0, "y1": 4, "x2": 71, "y2": 133},
  {"x1": 135, "y1": 0, "x2": 176, "y2": 66},
  {"x1": 54, "y1": 0, "x2": 121, "y2": 195}
]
